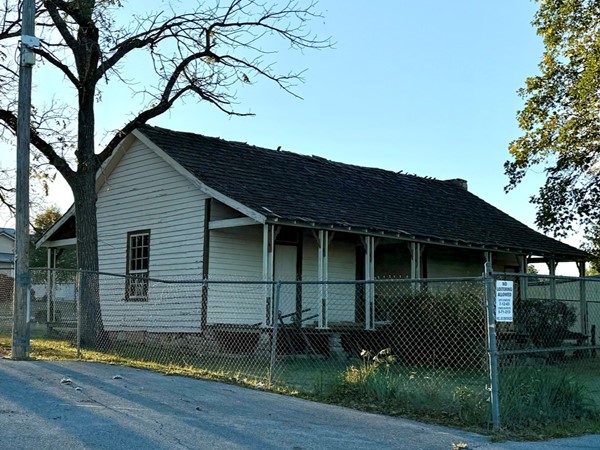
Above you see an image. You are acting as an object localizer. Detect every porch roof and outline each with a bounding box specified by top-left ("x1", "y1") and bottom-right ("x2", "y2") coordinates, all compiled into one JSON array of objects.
[
  {"x1": 0, "y1": 228, "x2": 15, "y2": 240},
  {"x1": 135, "y1": 125, "x2": 589, "y2": 261}
]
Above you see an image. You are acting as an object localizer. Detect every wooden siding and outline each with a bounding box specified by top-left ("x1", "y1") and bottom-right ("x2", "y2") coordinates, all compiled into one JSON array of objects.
[
  {"x1": 0, "y1": 235, "x2": 13, "y2": 254},
  {"x1": 328, "y1": 240, "x2": 357, "y2": 323},
  {"x1": 205, "y1": 227, "x2": 358, "y2": 326},
  {"x1": 426, "y1": 247, "x2": 485, "y2": 278},
  {"x1": 301, "y1": 234, "x2": 356, "y2": 325},
  {"x1": 97, "y1": 138, "x2": 207, "y2": 332},
  {"x1": 207, "y1": 225, "x2": 264, "y2": 324},
  {"x1": 492, "y1": 252, "x2": 522, "y2": 273},
  {"x1": 372, "y1": 243, "x2": 524, "y2": 280},
  {"x1": 210, "y1": 200, "x2": 245, "y2": 221},
  {"x1": 274, "y1": 244, "x2": 298, "y2": 318},
  {"x1": 375, "y1": 243, "x2": 411, "y2": 278}
]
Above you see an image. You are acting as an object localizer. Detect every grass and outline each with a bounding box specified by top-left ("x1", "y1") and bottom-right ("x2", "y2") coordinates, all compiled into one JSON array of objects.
[
  {"x1": 495, "y1": 363, "x2": 600, "y2": 440},
  {"x1": 321, "y1": 349, "x2": 490, "y2": 430},
  {"x1": 2, "y1": 333, "x2": 600, "y2": 440},
  {"x1": 321, "y1": 354, "x2": 600, "y2": 440}
]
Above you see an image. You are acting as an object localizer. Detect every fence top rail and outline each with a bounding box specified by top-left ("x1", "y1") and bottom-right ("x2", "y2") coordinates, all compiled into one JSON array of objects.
[
  {"x1": 492, "y1": 271, "x2": 600, "y2": 282},
  {"x1": 277, "y1": 276, "x2": 485, "y2": 285},
  {"x1": 29, "y1": 268, "x2": 484, "y2": 285}
]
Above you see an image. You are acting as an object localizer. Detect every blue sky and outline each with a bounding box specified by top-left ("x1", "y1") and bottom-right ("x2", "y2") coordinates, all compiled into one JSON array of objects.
[
  {"x1": 142, "y1": 0, "x2": 548, "y2": 232},
  {"x1": 2, "y1": 1, "x2": 576, "y2": 268}
]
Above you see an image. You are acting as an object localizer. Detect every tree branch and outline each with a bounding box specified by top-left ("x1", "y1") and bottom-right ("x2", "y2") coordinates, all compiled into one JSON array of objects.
[
  {"x1": 43, "y1": 0, "x2": 78, "y2": 51},
  {"x1": 0, "y1": 108, "x2": 75, "y2": 183},
  {"x1": 33, "y1": 47, "x2": 79, "y2": 86},
  {"x1": 97, "y1": 14, "x2": 202, "y2": 82},
  {"x1": 0, "y1": 0, "x2": 21, "y2": 41},
  {"x1": 0, "y1": 184, "x2": 16, "y2": 216}
]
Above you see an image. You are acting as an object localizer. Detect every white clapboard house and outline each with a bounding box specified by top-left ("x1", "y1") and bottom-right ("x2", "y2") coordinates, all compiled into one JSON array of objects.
[{"x1": 37, "y1": 125, "x2": 589, "y2": 335}]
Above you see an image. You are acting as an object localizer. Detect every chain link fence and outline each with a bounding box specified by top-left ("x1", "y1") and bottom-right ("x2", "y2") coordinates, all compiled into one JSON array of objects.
[
  {"x1": 2, "y1": 268, "x2": 599, "y2": 431},
  {"x1": 0, "y1": 269, "x2": 12, "y2": 340},
  {"x1": 14, "y1": 269, "x2": 490, "y2": 426},
  {"x1": 491, "y1": 272, "x2": 600, "y2": 430},
  {"x1": 495, "y1": 272, "x2": 599, "y2": 361}
]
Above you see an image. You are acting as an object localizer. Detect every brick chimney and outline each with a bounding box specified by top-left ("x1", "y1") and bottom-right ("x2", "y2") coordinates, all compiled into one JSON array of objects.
[{"x1": 444, "y1": 178, "x2": 468, "y2": 190}]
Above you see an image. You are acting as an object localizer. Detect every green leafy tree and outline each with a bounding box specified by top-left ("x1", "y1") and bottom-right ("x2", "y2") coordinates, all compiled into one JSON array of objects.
[
  {"x1": 0, "y1": 1, "x2": 328, "y2": 346},
  {"x1": 583, "y1": 226, "x2": 600, "y2": 275},
  {"x1": 505, "y1": 0, "x2": 600, "y2": 238}
]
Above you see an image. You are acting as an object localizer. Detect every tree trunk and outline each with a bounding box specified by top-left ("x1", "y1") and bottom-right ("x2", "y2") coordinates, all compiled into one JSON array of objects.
[
  {"x1": 73, "y1": 66, "x2": 104, "y2": 348},
  {"x1": 72, "y1": 174, "x2": 104, "y2": 348}
]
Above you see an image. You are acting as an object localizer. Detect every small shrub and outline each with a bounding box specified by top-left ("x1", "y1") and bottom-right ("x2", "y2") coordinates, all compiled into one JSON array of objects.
[
  {"x1": 342, "y1": 290, "x2": 487, "y2": 369},
  {"x1": 388, "y1": 290, "x2": 487, "y2": 369},
  {"x1": 452, "y1": 385, "x2": 487, "y2": 423},
  {"x1": 515, "y1": 299, "x2": 577, "y2": 349}
]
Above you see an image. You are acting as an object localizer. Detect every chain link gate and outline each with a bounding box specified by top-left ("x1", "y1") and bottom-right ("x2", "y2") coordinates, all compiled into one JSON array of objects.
[{"x1": 488, "y1": 268, "x2": 600, "y2": 431}]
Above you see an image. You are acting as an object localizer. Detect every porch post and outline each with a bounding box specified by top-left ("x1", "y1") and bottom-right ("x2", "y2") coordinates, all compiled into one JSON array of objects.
[
  {"x1": 317, "y1": 230, "x2": 329, "y2": 328},
  {"x1": 51, "y1": 248, "x2": 58, "y2": 322},
  {"x1": 364, "y1": 236, "x2": 375, "y2": 330},
  {"x1": 484, "y1": 251, "x2": 493, "y2": 266},
  {"x1": 519, "y1": 255, "x2": 528, "y2": 303},
  {"x1": 547, "y1": 259, "x2": 557, "y2": 301},
  {"x1": 409, "y1": 242, "x2": 423, "y2": 288},
  {"x1": 262, "y1": 224, "x2": 274, "y2": 326},
  {"x1": 46, "y1": 248, "x2": 52, "y2": 323},
  {"x1": 410, "y1": 242, "x2": 419, "y2": 278},
  {"x1": 578, "y1": 261, "x2": 588, "y2": 335}
]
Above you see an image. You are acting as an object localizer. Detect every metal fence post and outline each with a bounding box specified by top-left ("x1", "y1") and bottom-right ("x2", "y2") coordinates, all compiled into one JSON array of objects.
[
  {"x1": 484, "y1": 262, "x2": 500, "y2": 431},
  {"x1": 268, "y1": 281, "x2": 281, "y2": 387},
  {"x1": 76, "y1": 270, "x2": 81, "y2": 358},
  {"x1": 578, "y1": 262, "x2": 588, "y2": 336}
]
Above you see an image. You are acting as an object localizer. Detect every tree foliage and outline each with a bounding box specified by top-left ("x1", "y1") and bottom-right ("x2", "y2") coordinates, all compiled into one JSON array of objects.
[
  {"x1": 583, "y1": 225, "x2": 600, "y2": 275},
  {"x1": 32, "y1": 205, "x2": 62, "y2": 234},
  {"x1": 0, "y1": 0, "x2": 328, "y2": 345},
  {"x1": 505, "y1": 0, "x2": 600, "y2": 237}
]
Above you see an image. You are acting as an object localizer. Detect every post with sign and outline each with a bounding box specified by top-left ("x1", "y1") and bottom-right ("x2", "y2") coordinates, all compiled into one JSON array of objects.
[
  {"x1": 484, "y1": 262, "x2": 500, "y2": 431},
  {"x1": 496, "y1": 280, "x2": 514, "y2": 322}
]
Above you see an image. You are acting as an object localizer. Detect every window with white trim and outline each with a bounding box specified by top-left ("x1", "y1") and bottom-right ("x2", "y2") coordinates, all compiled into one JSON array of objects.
[{"x1": 126, "y1": 230, "x2": 150, "y2": 301}]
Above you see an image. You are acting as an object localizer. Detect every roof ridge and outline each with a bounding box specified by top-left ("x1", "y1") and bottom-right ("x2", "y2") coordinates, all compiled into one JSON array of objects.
[{"x1": 139, "y1": 124, "x2": 454, "y2": 185}]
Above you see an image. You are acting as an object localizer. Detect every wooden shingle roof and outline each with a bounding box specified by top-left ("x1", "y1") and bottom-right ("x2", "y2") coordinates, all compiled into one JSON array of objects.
[{"x1": 138, "y1": 125, "x2": 588, "y2": 260}]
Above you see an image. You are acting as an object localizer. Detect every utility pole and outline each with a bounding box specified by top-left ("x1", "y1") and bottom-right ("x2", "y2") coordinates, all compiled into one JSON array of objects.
[{"x1": 12, "y1": 0, "x2": 38, "y2": 360}]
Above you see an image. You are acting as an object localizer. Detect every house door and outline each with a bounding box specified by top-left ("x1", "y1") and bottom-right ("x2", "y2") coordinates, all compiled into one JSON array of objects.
[{"x1": 274, "y1": 244, "x2": 298, "y2": 323}]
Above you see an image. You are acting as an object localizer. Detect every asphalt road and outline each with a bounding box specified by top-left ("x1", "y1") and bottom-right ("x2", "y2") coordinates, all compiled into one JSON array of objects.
[{"x1": 0, "y1": 359, "x2": 599, "y2": 450}]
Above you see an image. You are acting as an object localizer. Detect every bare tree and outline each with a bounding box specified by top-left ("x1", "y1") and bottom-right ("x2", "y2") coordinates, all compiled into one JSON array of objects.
[{"x1": 0, "y1": 0, "x2": 329, "y2": 346}]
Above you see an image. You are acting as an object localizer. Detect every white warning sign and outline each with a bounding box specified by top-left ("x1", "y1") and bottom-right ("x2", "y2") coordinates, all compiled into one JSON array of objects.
[{"x1": 495, "y1": 280, "x2": 514, "y2": 322}]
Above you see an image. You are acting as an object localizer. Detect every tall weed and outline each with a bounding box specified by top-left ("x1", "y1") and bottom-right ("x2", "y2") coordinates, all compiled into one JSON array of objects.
[{"x1": 499, "y1": 366, "x2": 596, "y2": 429}]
